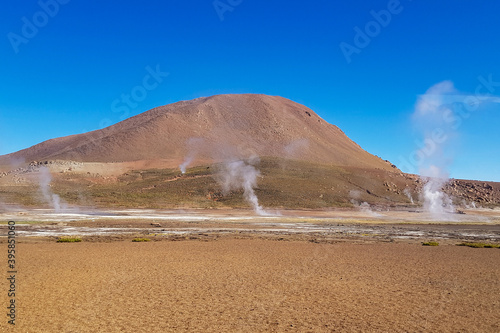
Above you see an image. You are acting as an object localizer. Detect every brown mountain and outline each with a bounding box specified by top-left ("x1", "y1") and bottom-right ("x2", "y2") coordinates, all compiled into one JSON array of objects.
[
  {"x1": 2, "y1": 94, "x2": 500, "y2": 209},
  {"x1": 0, "y1": 94, "x2": 395, "y2": 171}
]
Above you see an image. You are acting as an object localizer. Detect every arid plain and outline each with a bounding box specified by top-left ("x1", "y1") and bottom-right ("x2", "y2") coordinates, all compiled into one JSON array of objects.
[
  {"x1": 1, "y1": 236, "x2": 499, "y2": 332},
  {"x1": 1, "y1": 207, "x2": 500, "y2": 332}
]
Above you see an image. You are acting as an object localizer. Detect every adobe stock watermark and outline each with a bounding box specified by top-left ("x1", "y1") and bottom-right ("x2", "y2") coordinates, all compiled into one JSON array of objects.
[
  {"x1": 398, "y1": 74, "x2": 500, "y2": 174},
  {"x1": 213, "y1": 0, "x2": 242, "y2": 21},
  {"x1": 339, "y1": 0, "x2": 409, "y2": 64},
  {"x1": 97, "y1": 64, "x2": 169, "y2": 130},
  {"x1": 7, "y1": 0, "x2": 70, "y2": 54},
  {"x1": 7, "y1": 221, "x2": 17, "y2": 326}
]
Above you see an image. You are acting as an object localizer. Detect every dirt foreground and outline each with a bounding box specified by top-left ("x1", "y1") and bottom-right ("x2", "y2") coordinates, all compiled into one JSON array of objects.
[{"x1": 1, "y1": 239, "x2": 499, "y2": 332}]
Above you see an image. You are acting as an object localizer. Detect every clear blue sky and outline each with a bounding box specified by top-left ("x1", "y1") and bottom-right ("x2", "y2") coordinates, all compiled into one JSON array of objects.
[{"x1": 1, "y1": 0, "x2": 499, "y2": 181}]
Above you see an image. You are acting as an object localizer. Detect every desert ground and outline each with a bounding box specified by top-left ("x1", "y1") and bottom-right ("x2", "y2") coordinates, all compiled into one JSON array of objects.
[{"x1": 1, "y1": 208, "x2": 500, "y2": 332}]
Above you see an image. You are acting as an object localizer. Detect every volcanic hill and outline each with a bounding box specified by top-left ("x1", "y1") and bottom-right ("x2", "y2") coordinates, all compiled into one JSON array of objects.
[
  {"x1": 0, "y1": 94, "x2": 395, "y2": 171},
  {"x1": 1, "y1": 94, "x2": 499, "y2": 209}
]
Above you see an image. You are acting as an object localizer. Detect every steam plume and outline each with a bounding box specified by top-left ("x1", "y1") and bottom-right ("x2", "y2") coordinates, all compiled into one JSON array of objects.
[
  {"x1": 421, "y1": 165, "x2": 454, "y2": 216},
  {"x1": 349, "y1": 190, "x2": 380, "y2": 216},
  {"x1": 403, "y1": 188, "x2": 414, "y2": 204},
  {"x1": 179, "y1": 138, "x2": 205, "y2": 174},
  {"x1": 38, "y1": 166, "x2": 66, "y2": 212},
  {"x1": 179, "y1": 156, "x2": 193, "y2": 174},
  {"x1": 412, "y1": 81, "x2": 457, "y2": 218},
  {"x1": 412, "y1": 79, "x2": 500, "y2": 217},
  {"x1": 218, "y1": 156, "x2": 266, "y2": 215}
]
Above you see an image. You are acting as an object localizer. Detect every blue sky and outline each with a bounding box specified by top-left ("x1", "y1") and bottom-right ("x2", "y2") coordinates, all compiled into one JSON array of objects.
[{"x1": 1, "y1": 0, "x2": 499, "y2": 181}]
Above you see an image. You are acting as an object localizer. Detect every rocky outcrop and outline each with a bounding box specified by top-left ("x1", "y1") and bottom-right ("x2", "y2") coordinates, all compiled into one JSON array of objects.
[{"x1": 444, "y1": 179, "x2": 500, "y2": 205}]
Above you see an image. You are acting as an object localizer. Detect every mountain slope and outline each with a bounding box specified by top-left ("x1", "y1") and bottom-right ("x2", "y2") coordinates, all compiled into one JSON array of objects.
[{"x1": 0, "y1": 94, "x2": 394, "y2": 171}]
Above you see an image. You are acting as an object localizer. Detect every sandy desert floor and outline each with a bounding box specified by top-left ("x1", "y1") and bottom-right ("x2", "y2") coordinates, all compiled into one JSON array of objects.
[
  {"x1": 0, "y1": 239, "x2": 499, "y2": 332},
  {"x1": 1, "y1": 208, "x2": 500, "y2": 332}
]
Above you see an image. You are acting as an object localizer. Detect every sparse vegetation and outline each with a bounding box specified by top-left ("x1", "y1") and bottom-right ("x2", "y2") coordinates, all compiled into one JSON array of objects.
[
  {"x1": 132, "y1": 238, "x2": 151, "y2": 242},
  {"x1": 422, "y1": 241, "x2": 439, "y2": 246},
  {"x1": 2, "y1": 157, "x2": 499, "y2": 209},
  {"x1": 0, "y1": 158, "x2": 407, "y2": 209},
  {"x1": 57, "y1": 237, "x2": 82, "y2": 243},
  {"x1": 457, "y1": 242, "x2": 500, "y2": 248}
]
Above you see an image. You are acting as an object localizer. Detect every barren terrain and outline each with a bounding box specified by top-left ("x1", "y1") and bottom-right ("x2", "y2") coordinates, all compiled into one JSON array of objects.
[
  {"x1": 1, "y1": 237, "x2": 499, "y2": 332},
  {"x1": 1, "y1": 197, "x2": 500, "y2": 332}
]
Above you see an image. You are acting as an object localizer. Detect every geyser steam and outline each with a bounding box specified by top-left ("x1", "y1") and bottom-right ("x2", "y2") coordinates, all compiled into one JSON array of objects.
[
  {"x1": 38, "y1": 166, "x2": 66, "y2": 212},
  {"x1": 421, "y1": 166, "x2": 454, "y2": 216},
  {"x1": 412, "y1": 81, "x2": 457, "y2": 218},
  {"x1": 179, "y1": 138, "x2": 204, "y2": 174},
  {"x1": 218, "y1": 157, "x2": 265, "y2": 215},
  {"x1": 349, "y1": 190, "x2": 380, "y2": 216},
  {"x1": 179, "y1": 156, "x2": 193, "y2": 174},
  {"x1": 403, "y1": 188, "x2": 414, "y2": 204}
]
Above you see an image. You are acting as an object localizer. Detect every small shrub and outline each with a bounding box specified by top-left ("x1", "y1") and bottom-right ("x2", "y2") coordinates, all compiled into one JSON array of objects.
[
  {"x1": 422, "y1": 241, "x2": 439, "y2": 246},
  {"x1": 457, "y1": 242, "x2": 499, "y2": 248},
  {"x1": 132, "y1": 238, "x2": 151, "y2": 242},
  {"x1": 57, "y1": 237, "x2": 82, "y2": 243}
]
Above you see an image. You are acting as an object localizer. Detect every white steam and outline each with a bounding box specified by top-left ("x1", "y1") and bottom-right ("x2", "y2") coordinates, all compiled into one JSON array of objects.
[
  {"x1": 412, "y1": 81, "x2": 457, "y2": 218},
  {"x1": 218, "y1": 156, "x2": 267, "y2": 215},
  {"x1": 179, "y1": 138, "x2": 205, "y2": 174},
  {"x1": 38, "y1": 166, "x2": 66, "y2": 212},
  {"x1": 421, "y1": 166, "x2": 454, "y2": 217},
  {"x1": 403, "y1": 188, "x2": 414, "y2": 204},
  {"x1": 177, "y1": 137, "x2": 276, "y2": 215},
  {"x1": 179, "y1": 156, "x2": 193, "y2": 174},
  {"x1": 349, "y1": 190, "x2": 380, "y2": 216},
  {"x1": 410, "y1": 78, "x2": 500, "y2": 217},
  {"x1": 461, "y1": 199, "x2": 478, "y2": 209},
  {"x1": 350, "y1": 200, "x2": 380, "y2": 217}
]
